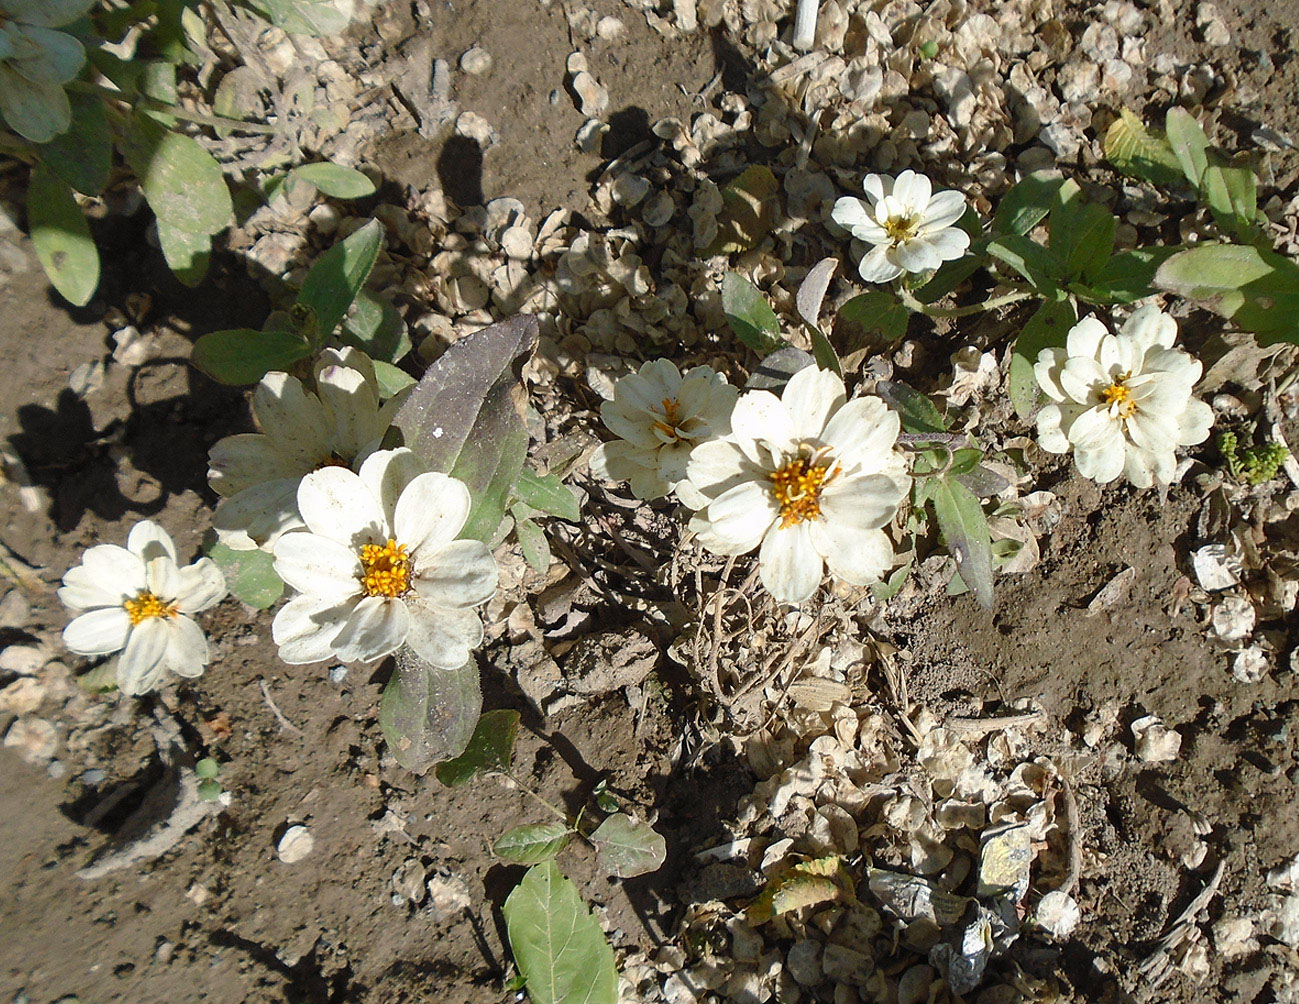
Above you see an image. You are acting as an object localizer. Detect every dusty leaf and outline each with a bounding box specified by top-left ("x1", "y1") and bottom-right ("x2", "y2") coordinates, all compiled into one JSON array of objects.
[
  {"x1": 590, "y1": 813, "x2": 667, "y2": 878},
  {"x1": 297, "y1": 219, "x2": 383, "y2": 341},
  {"x1": 122, "y1": 116, "x2": 232, "y2": 236},
  {"x1": 27, "y1": 164, "x2": 99, "y2": 307},
  {"x1": 288, "y1": 161, "x2": 376, "y2": 198},
  {"x1": 379, "y1": 649, "x2": 482, "y2": 775},
  {"x1": 207, "y1": 541, "x2": 282, "y2": 609},
  {"x1": 1154, "y1": 244, "x2": 1299, "y2": 346},
  {"x1": 435, "y1": 708, "x2": 521, "y2": 787},
  {"x1": 514, "y1": 469, "x2": 580, "y2": 522},
  {"x1": 722, "y1": 272, "x2": 783, "y2": 355},
  {"x1": 495, "y1": 823, "x2": 573, "y2": 865},
  {"x1": 877, "y1": 381, "x2": 947, "y2": 435},
  {"x1": 931, "y1": 477, "x2": 995, "y2": 609}
]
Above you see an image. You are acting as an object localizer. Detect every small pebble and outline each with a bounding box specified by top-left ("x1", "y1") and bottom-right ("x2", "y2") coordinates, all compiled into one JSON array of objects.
[
  {"x1": 277, "y1": 825, "x2": 314, "y2": 863},
  {"x1": 459, "y1": 45, "x2": 492, "y2": 75},
  {"x1": 328, "y1": 665, "x2": 348, "y2": 685}
]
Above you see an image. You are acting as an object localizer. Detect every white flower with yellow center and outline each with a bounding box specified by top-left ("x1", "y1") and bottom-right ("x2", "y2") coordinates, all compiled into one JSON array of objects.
[
  {"x1": 208, "y1": 347, "x2": 407, "y2": 551},
  {"x1": 1034, "y1": 306, "x2": 1214, "y2": 488},
  {"x1": 59, "y1": 521, "x2": 227, "y2": 695},
  {"x1": 678, "y1": 366, "x2": 910, "y2": 605},
  {"x1": 590, "y1": 359, "x2": 739, "y2": 500},
  {"x1": 831, "y1": 170, "x2": 970, "y2": 283},
  {"x1": 270, "y1": 448, "x2": 498, "y2": 669}
]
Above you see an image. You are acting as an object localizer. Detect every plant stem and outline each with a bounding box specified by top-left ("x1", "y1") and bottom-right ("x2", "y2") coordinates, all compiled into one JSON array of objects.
[
  {"x1": 502, "y1": 771, "x2": 572, "y2": 827},
  {"x1": 897, "y1": 284, "x2": 1036, "y2": 319},
  {"x1": 67, "y1": 80, "x2": 281, "y2": 135}
]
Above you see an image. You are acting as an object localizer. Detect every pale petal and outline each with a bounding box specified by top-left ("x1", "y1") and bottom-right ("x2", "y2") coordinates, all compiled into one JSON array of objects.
[
  {"x1": 892, "y1": 170, "x2": 932, "y2": 214},
  {"x1": 1068, "y1": 407, "x2": 1120, "y2": 451},
  {"x1": 1127, "y1": 410, "x2": 1178, "y2": 454},
  {"x1": 272, "y1": 593, "x2": 355, "y2": 664},
  {"x1": 758, "y1": 522, "x2": 823, "y2": 604},
  {"x1": 63, "y1": 607, "x2": 131, "y2": 655},
  {"x1": 590, "y1": 441, "x2": 657, "y2": 486},
  {"x1": 59, "y1": 564, "x2": 131, "y2": 610},
  {"x1": 316, "y1": 346, "x2": 377, "y2": 386},
  {"x1": 117, "y1": 617, "x2": 170, "y2": 695},
  {"x1": 1121, "y1": 304, "x2": 1177, "y2": 352},
  {"x1": 405, "y1": 600, "x2": 483, "y2": 670},
  {"x1": 685, "y1": 439, "x2": 753, "y2": 498},
  {"x1": 918, "y1": 226, "x2": 970, "y2": 262},
  {"x1": 163, "y1": 616, "x2": 209, "y2": 678},
  {"x1": 1059, "y1": 357, "x2": 1107, "y2": 404},
  {"x1": 782, "y1": 366, "x2": 846, "y2": 441},
  {"x1": 174, "y1": 558, "x2": 227, "y2": 614},
  {"x1": 809, "y1": 521, "x2": 895, "y2": 585},
  {"x1": 145, "y1": 556, "x2": 181, "y2": 601},
  {"x1": 273, "y1": 532, "x2": 362, "y2": 601},
  {"x1": 1033, "y1": 348, "x2": 1069, "y2": 403},
  {"x1": 413, "y1": 539, "x2": 498, "y2": 608},
  {"x1": 708, "y1": 480, "x2": 779, "y2": 549},
  {"x1": 657, "y1": 441, "x2": 694, "y2": 487},
  {"x1": 821, "y1": 397, "x2": 900, "y2": 473},
  {"x1": 1035, "y1": 405, "x2": 1070, "y2": 454},
  {"x1": 831, "y1": 196, "x2": 873, "y2": 233},
  {"x1": 317, "y1": 364, "x2": 383, "y2": 460},
  {"x1": 1176, "y1": 398, "x2": 1213, "y2": 446},
  {"x1": 613, "y1": 371, "x2": 667, "y2": 414},
  {"x1": 862, "y1": 173, "x2": 892, "y2": 205},
  {"x1": 820, "y1": 474, "x2": 905, "y2": 530},
  {"x1": 210, "y1": 479, "x2": 304, "y2": 550},
  {"x1": 729, "y1": 390, "x2": 794, "y2": 461},
  {"x1": 394, "y1": 473, "x2": 471, "y2": 556},
  {"x1": 1075, "y1": 442, "x2": 1124, "y2": 484},
  {"x1": 638, "y1": 358, "x2": 684, "y2": 394},
  {"x1": 857, "y1": 244, "x2": 904, "y2": 283},
  {"x1": 1098, "y1": 333, "x2": 1123, "y2": 376},
  {"x1": 601, "y1": 399, "x2": 661, "y2": 448},
  {"x1": 252, "y1": 371, "x2": 334, "y2": 467},
  {"x1": 357, "y1": 447, "x2": 428, "y2": 529},
  {"x1": 1065, "y1": 317, "x2": 1109, "y2": 360},
  {"x1": 892, "y1": 237, "x2": 943, "y2": 273},
  {"x1": 297, "y1": 466, "x2": 386, "y2": 546},
  {"x1": 628, "y1": 465, "x2": 671, "y2": 500},
  {"x1": 207, "y1": 434, "x2": 304, "y2": 497},
  {"x1": 80, "y1": 544, "x2": 146, "y2": 597},
  {"x1": 919, "y1": 189, "x2": 967, "y2": 231},
  {"x1": 689, "y1": 513, "x2": 757, "y2": 556},
  {"x1": 333, "y1": 595, "x2": 408, "y2": 662},
  {"x1": 1122, "y1": 446, "x2": 1156, "y2": 489},
  {"x1": 127, "y1": 520, "x2": 178, "y2": 564}
]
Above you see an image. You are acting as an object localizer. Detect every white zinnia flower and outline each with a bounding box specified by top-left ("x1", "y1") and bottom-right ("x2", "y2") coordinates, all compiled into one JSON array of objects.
[
  {"x1": 59, "y1": 520, "x2": 227, "y2": 695},
  {"x1": 679, "y1": 366, "x2": 910, "y2": 605},
  {"x1": 270, "y1": 448, "x2": 498, "y2": 669},
  {"x1": 208, "y1": 347, "x2": 406, "y2": 551},
  {"x1": 831, "y1": 170, "x2": 970, "y2": 283},
  {"x1": 1034, "y1": 306, "x2": 1213, "y2": 488},
  {"x1": 590, "y1": 359, "x2": 738, "y2": 500}
]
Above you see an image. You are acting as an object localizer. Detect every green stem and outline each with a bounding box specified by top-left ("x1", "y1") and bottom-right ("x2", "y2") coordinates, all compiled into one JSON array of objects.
[
  {"x1": 68, "y1": 81, "x2": 281, "y2": 135},
  {"x1": 503, "y1": 772, "x2": 573, "y2": 827},
  {"x1": 897, "y1": 284, "x2": 1036, "y2": 319}
]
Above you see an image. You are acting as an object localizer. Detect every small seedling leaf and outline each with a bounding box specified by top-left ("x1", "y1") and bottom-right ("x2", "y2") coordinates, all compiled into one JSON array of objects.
[
  {"x1": 1201, "y1": 164, "x2": 1257, "y2": 241},
  {"x1": 288, "y1": 161, "x2": 376, "y2": 199},
  {"x1": 992, "y1": 171, "x2": 1062, "y2": 236},
  {"x1": 297, "y1": 219, "x2": 383, "y2": 342},
  {"x1": 207, "y1": 541, "x2": 283, "y2": 609},
  {"x1": 341, "y1": 290, "x2": 411, "y2": 363},
  {"x1": 504, "y1": 862, "x2": 618, "y2": 1004},
  {"x1": 987, "y1": 235, "x2": 1062, "y2": 294},
  {"x1": 495, "y1": 823, "x2": 572, "y2": 865},
  {"x1": 590, "y1": 813, "x2": 667, "y2": 878},
  {"x1": 195, "y1": 757, "x2": 219, "y2": 780},
  {"x1": 877, "y1": 381, "x2": 948, "y2": 434},
  {"x1": 1164, "y1": 107, "x2": 1209, "y2": 187},
  {"x1": 1104, "y1": 108, "x2": 1183, "y2": 185},
  {"x1": 515, "y1": 516, "x2": 551, "y2": 573},
  {"x1": 1008, "y1": 298, "x2": 1076, "y2": 420},
  {"x1": 722, "y1": 272, "x2": 784, "y2": 355},
  {"x1": 435, "y1": 709, "x2": 521, "y2": 787},
  {"x1": 191, "y1": 328, "x2": 312, "y2": 385},
  {"x1": 379, "y1": 649, "x2": 482, "y2": 775},
  {"x1": 514, "y1": 469, "x2": 581, "y2": 522},
  {"x1": 372, "y1": 360, "x2": 416, "y2": 398},
  {"x1": 246, "y1": 0, "x2": 354, "y2": 35},
  {"x1": 931, "y1": 478, "x2": 995, "y2": 609},
  {"x1": 27, "y1": 165, "x2": 99, "y2": 307}
]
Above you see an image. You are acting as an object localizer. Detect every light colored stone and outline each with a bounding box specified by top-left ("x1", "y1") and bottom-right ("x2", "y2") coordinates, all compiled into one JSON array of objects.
[
  {"x1": 459, "y1": 45, "x2": 492, "y2": 75},
  {"x1": 277, "y1": 825, "x2": 314, "y2": 863},
  {"x1": 4, "y1": 717, "x2": 58, "y2": 765}
]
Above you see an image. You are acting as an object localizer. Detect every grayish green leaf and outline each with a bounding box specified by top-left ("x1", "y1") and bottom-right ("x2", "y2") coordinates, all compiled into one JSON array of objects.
[
  {"x1": 722, "y1": 271, "x2": 784, "y2": 355},
  {"x1": 190, "y1": 328, "x2": 312, "y2": 385},
  {"x1": 837, "y1": 291, "x2": 909, "y2": 343},
  {"x1": 514, "y1": 469, "x2": 580, "y2": 522},
  {"x1": 992, "y1": 171, "x2": 1062, "y2": 236},
  {"x1": 931, "y1": 478, "x2": 995, "y2": 609},
  {"x1": 372, "y1": 360, "x2": 415, "y2": 398},
  {"x1": 495, "y1": 823, "x2": 573, "y2": 865},
  {"x1": 39, "y1": 90, "x2": 109, "y2": 194},
  {"x1": 380, "y1": 649, "x2": 482, "y2": 775},
  {"x1": 288, "y1": 161, "x2": 376, "y2": 198},
  {"x1": 341, "y1": 290, "x2": 410, "y2": 363},
  {"x1": 515, "y1": 515, "x2": 551, "y2": 573},
  {"x1": 246, "y1": 0, "x2": 355, "y2": 35},
  {"x1": 1202, "y1": 164, "x2": 1257, "y2": 240},
  {"x1": 297, "y1": 219, "x2": 383, "y2": 341},
  {"x1": 877, "y1": 381, "x2": 947, "y2": 435},
  {"x1": 745, "y1": 346, "x2": 814, "y2": 392},
  {"x1": 435, "y1": 708, "x2": 520, "y2": 786},
  {"x1": 1062, "y1": 203, "x2": 1117, "y2": 282},
  {"x1": 1008, "y1": 299, "x2": 1075, "y2": 420},
  {"x1": 1154, "y1": 244, "x2": 1299, "y2": 346},
  {"x1": 987, "y1": 235, "x2": 1062, "y2": 294},
  {"x1": 122, "y1": 117, "x2": 232, "y2": 236},
  {"x1": 1080, "y1": 246, "x2": 1181, "y2": 304},
  {"x1": 207, "y1": 541, "x2": 281, "y2": 609},
  {"x1": 590, "y1": 813, "x2": 667, "y2": 878},
  {"x1": 27, "y1": 163, "x2": 98, "y2": 306},
  {"x1": 156, "y1": 219, "x2": 210, "y2": 286},
  {"x1": 1164, "y1": 107, "x2": 1209, "y2": 186}
]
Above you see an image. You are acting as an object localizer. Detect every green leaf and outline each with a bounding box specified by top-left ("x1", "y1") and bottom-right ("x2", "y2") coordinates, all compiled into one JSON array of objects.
[
  {"x1": 1062, "y1": 203, "x2": 1117, "y2": 282},
  {"x1": 871, "y1": 558, "x2": 912, "y2": 602},
  {"x1": 121, "y1": 116, "x2": 232, "y2": 236},
  {"x1": 987, "y1": 235, "x2": 1063, "y2": 294},
  {"x1": 27, "y1": 164, "x2": 99, "y2": 307},
  {"x1": 515, "y1": 515, "x2": 551, "y2": 573},
  {"x1": 190, "y1": 328, "x2": 312, "y2": 385},
  {"x1": 156, "y1": 219, "x2": 211, "y2": 286},
  {"x1": 288, "y1": 161, "x2": 376, "y2": 198},
  {"x1": 207, "y1": 541, "x2": 282, "y2": 609},
  {"x1": 930, "y1": 478, "x2": 995, "y2": 609},
  {"x1": 246, "y1": 0, "x2": 355, "y2": 35},
  {"x1": 1153, "y1": 244, "x2": 1299, "y2": 346},
  {"x1": 590, "y1": 813, "x2": 667, "y2": 878},
  {"x1": 372, "y1": 359, "x2": 415, "y2": 398},
  {"x1": 495, "y1": 823, "x2": 573, "y2": 865},
  {"x1": 435, "y1": 708, "x2": 521, "y2": 787},
  {"x1": 340, "y1": 289, "x2": 411, "y2": 363},
  {"x1": 77, "y1": 660, "x2": 119, "y2": 693},
  {"x1": 392, "y1": 315, "x2": 538, "y2": 542},
  {"x1": 914, "y1": 255, "x2": 984, "y2": 305},
  {"x1": 877, "y1": 381, "x2": 947, "y2": 434},
  {"x1": 195, "y1": 757, "x2": 219, "y2": 779},
  {"x1": 514, "y1": 469, "x2": 580, "y2": 522},
  {"x1": 1103, "y1": 107, "x2": 1183, "y2": 185},
  {"x1": 1164, "y1": 107, "x2": 1209, "y2": 187},
  {"x1": 1008, "y1": 298, "x2": 1076, "y2": 420},
  {"x1": 793, "y1": 257, "x2": 844, "y2": 378},
  {"x1": 296, "y1": 219, "x2": 383, "y2": 341},
  {"x1": 503, "y1": 862, "x2": 618, "y2": 1004},
  {"x1": 39, "y1": 91, "x2": 110, "y2": 195},
  {"x1": 722, "y1": 272, "x2": 784, "y2": 355},
  {"x1": 1079, "y1": 246, "x2": 1181, "y2": 304},
  {"x1": 380, "y1": 649, "x2": 482, "y2": 775},
  {"x1": 1202, "y1": 164, "x2": 1257, "y2": 241},
  {"x1": 993, "y1": 171, "x2": 1062, "y2": 236},
  {"x1": 702, "y1": 165, "x2": 780, "y2": 256},
  {"x1": 837, "y1": 291, "x2": 910, "y2": 344}
]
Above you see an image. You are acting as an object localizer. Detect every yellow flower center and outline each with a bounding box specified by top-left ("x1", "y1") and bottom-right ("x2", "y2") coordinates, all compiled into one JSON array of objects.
[
  {"x1": 770, "y1": 448, "x2": 839, "y2": 529},
  {"x1": 313, "y1": 452, "x2": 352, "y2": 471},
  {"x1": 1100, "y1": 373, "x2": 1137, "y2": 419},
  {"x1": 123, "y1": 591, "x2": 179, "y2": 626},
  {"x1": 883, "y1": 214, "x2": 920, "y2": 242},
  {"x1": 359, "y1": 538, "x2": 413, "y2": 598},
  {"x1": 652, "y1": 396, "x2": 685, "y2": 442}
]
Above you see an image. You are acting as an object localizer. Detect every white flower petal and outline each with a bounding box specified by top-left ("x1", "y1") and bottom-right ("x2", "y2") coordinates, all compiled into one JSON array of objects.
[
  {"x1": 207, "y1": 434, "x2": 304, "y2": 498},
  {"x1": 252, "y1": 371, "x2": 334, "y2": 464},
  {"x1": 893, "y1": 237, "x2": 943, "y2": 273},
  {"x1": 862, "y1": 173, "x2": 892, "y2": 204},
  {"x1": 297, "y1": 466, "x2": 387, "y2": 546},
  {"x1": 820, "y1": 474, "x2": 904, "y2": 530},
  {"x1": 1033, "y1": 348, "x2": 1069, "y2": 402},
  {"x1": 175, "y1": 558, "x2": 227, "y2": 614},
  {"x1": 831, "y1": 196, "x2": 873, "y2": 233},
  {"x1": 782, "y1": 366, "x2": 846, "y2": 442},
  {"x1": 821, "y1": 398, "x2": 900, "y2": 473},
  {"x1": 59, "y1": 565, "x2": 131, "y2": 610},
  {"x1": 892, "y1": 170, "x2": 932, "y2": 213},
  {"x1": 127, "y1": 520, "x2": 178, "y2": 564},
  {"x1": 357, "y1": 447, "x2": 428, "y2": 529},
  {"x1": 1075, "y1": 442, "x2": 1124, "y2": 483},
  {"x1": 1065, "y1": 317, "x2": 1108, "y2": 359},
  {"x1": 117, "y1": 617, "x2": 170, "y2": 695},
  {"x1": 63, "y1": 607, "x2": 131, "y2": 655},
  {"x1": 413, "y1": 539, "x2": 498, "y2": 609},
  {"x1": 707, "y1": 480, "x2": 778, "y2": 550},
  {"x1": 685, "y1": 439, "x2": 753, "y2": 499},
  {"x1": 317, "y1": 364, "x2": 383, "y2": 460},
  {"x1": 758, "y1": 522, "x2": 822, "y2": 604},
  {"x1": 1121, "y1": 304, "x2": 1177, "y2": 351},
  {"x1": 405, "y1": 600, "x2": 483, "y2": 670},
  {"x1": 210, "y1": 478, "x2": 304, "y2": 550},
  {"x1": 272, "y1": 593, "x2": 355, "y2": 664},
  {"x1": 809, "y1": 522, "x2": 896, "y2": 585},
  {"x1": 1035, "y1": 404, "x2": 1070, "y2": 454},
  {"x1": 163, "y1": 615, "x2": 209, "y2": 678},
  {"x1": 273, "y1": 532, "x2": 363, "y2": 601},
  {"x1": 1059, "y1": 357, "x2": 1106, "y2": 404},
  {"x1": 729, "y1": 390, "x2": 794, "y2": 462},
  {"x1": 920, "y1": 226, "x2": 970, "y2": 261},
  {"x1": 857, "y1": 244, "x2": 904, "y2": 283},
  {"x1": 1068, "y1": 407, "x2": 1119, "y2": 451},
  {"x1": 395, "y1": 473, "x2": 472, "y2": 557},
  {"x1": 80, "y1": 544, "x2": 146, "y2": 597},
  {"x1": 333, "y1": 595, "x2": 408, "y2": 662},
  {"x1": 920, "y1": 189, "x2": 967, "y2": 231},
  {"x1": 1177, "y1": 398, "x2": 1213, "y2": 446},
  {"x1": 601, "y1": 399, "x2": 662, "y2": 448},
  {"x1": 1127, "y1": 409, "x2": 1178, "y2": 454}
]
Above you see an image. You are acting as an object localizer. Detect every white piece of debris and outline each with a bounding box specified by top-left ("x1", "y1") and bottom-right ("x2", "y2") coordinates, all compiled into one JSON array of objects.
[
  {"x1": 277, "y1": 825, "x2": 314, "y2": 863},
  {"x1": 1231, "y1": 647, "x2": 1268, "y2": 684},
  {"x1": 1191, "y1": 544, "x2": 1240, "y2": 591},
  {"x1": 1211, "y1": 595, "x2": 1255, "y2": 643},
  {"x1": 1035, "y1": 890, "x2": 1081, "y2": 937},
  {"x1": 3, "y1": 716, "x2": 57, "y2": 765},
  {"x1": 1131, "y1": 714, "x2": 1182, "y2": 763},
  {"x1": 459, "y1": 45, "x2": 492, "y2": 75},
  {"x1": 426, "y1": 872, "x2": 472, "y2": 922}
]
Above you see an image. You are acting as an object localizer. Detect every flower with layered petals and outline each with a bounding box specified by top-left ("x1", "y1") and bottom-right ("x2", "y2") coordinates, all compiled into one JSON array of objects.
[
  {"x1": 208, "y1": 347, "x2": 406, "y2": 551},
  {"x1": 270, "y1": 449, "x2": 498, "y2": 669},
  {"x1": 831, "y1": 170, "x2": 970, "y2": 283},
  {"x1": 1034, "y1": 306, "x2": 1213, "y2": 488},
  {"x1": 590, "y1": 359, "x2": 738, "y2": 500},
  {"x1": 679, "y1": 366, "x2": 910, "y2": 605},
  {"x1": 59, "y1": 521, "x2": 227, "y2": 695}
]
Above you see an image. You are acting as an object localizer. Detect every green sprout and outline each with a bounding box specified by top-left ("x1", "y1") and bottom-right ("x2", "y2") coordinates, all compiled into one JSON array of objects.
[
  {"x1": 195, "y1": 757, "x2": 223, "y2": 801},
  {"x1": 1219, "y1": 431, "x2": 1289, "y2": 486}
]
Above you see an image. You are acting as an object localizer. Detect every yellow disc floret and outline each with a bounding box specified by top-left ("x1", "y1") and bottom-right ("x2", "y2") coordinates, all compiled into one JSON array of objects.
[
  {"x1": 883, "y1": 214, "x2": 920, "y2": 243},
  {"x1": 770, "y1": 448, "x2": 839, "y2": 528},
  {"x1": 1101, "y1": 373, "x2": 1137, "y2": 419},
  {"x1": 123, "y1": 591, "x2": 179, "y2": 625},
  {"x1": 359, "y1": 538, "x2": 413, "y2": 598},
  {"x1": 651, "y1": 397, "x2": 684, "y2": 441}
]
